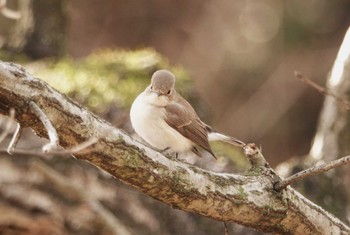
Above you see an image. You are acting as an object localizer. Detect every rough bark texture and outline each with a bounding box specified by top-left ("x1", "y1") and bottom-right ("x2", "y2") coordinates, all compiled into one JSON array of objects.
[{"x1": 0, "y1": 62, "x2": 349, "y2": 234}]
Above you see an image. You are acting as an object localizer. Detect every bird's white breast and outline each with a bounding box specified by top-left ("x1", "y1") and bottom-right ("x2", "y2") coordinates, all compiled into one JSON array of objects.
[{"x1": 130, "y1": 92, "x2": 192, "y2": 152}]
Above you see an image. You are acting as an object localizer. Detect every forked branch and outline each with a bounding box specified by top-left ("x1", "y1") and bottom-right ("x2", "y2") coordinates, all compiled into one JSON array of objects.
[{"x1": 29, "y1": 101, "x2": 60, "y2": 152}]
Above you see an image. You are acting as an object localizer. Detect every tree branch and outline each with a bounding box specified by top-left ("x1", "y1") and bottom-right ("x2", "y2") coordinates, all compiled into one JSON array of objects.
[
  {"x1": 0, "y1": 108, "x2": 15, "y2": 143},
  {"x1": 29, "y1": 101, "x2": 60, "y2": 152},
  {"x1": 294, "y1": 71, "x2": 350, "y2": 110},
  {"x1": 0, "y1": 61, "x2": 349, "y2": 234},
  {"x1": 274, "y1": 155, "x2": 350, "y2": 191},
  {"x1": 7, "y1": 122, "x2": 22, "y2": 155},
  {"x1": 0, "y1": 0, "x2": 21, "y2": 20}
]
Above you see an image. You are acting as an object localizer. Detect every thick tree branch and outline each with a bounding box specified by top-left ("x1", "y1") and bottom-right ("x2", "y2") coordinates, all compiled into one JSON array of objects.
[{"x1": 0, "y1": 62, "x2": 349, "y2": 234}]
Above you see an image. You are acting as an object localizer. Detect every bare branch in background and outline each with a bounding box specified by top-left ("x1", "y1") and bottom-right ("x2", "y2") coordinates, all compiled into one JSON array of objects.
[
  {"x1": 274, "y1": 155, "x2": 350, "y2": 191},
  {"x1": 1, "y1": 137, "x2": 99, "y2": 157},
  {"x1": 224, "y1": 222, "x2": 229, "y2": 235},
  {"x1": 0, "y1": 0, "x2": 21, "y2": 19},
  {"x1": 0, "y1": 108, "x2": 15, "y2": 144},
  {"x1": 295, "y1": 71, "x2": 350, "y2": 110},
  {"x1": 7, "y1": 122, "x2": 22, "y2": 155}
]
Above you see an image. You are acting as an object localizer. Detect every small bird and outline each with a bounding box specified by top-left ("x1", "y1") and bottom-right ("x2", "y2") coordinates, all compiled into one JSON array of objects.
[{"x1": 130, "y1": 69, "x2": 245, "y2": 159}]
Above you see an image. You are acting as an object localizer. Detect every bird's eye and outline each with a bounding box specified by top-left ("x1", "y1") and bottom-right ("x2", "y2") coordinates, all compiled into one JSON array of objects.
[
  {"x1": 167, "y1": 90, "x2": 171, "y2": 94},
  {"x1": 151, "y1": 86, "x2": 153, "y2": 90}
]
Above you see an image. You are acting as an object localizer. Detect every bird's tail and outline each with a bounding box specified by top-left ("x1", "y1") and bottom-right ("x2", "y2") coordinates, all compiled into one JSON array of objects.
[
  {"x1": 208, "y1": 132, "x2": 246, "y2": 147},
  {"x1": 204, "y1": 124, "x2": 245, "y2": 147}
]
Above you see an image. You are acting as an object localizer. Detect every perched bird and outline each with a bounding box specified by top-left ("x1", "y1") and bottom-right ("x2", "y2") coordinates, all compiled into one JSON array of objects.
[{"x1": 130, "y1": 69, "x2": 245, "y2": 159}]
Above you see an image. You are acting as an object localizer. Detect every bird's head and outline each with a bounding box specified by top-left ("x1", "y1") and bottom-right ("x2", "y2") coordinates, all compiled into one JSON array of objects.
[{"x1": 145, "y1": 70, "x2": 176, "y2": 106}]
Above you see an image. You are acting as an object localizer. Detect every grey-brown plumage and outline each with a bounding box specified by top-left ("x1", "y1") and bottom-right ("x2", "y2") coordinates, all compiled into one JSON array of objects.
[
  {"x1": 164, "y1": 95, "x2": 216, "y2": 158},
  {"x1": 130, "y1": 69, "x2": 245, "y2": 159}
]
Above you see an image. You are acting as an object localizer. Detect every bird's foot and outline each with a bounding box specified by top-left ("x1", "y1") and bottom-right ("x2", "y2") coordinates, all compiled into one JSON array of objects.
[{"x1": 160, "y1": 147, "x2": 171, "y2": 153}]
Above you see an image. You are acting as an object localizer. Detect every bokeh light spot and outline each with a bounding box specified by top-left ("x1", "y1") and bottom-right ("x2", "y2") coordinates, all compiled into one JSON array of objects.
[{"x1": 239, "y1": 3, "x2": 280, "y2": 43}]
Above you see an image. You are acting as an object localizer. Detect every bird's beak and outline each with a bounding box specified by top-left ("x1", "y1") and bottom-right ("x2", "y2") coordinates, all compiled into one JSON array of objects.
[
  {"x1": 150, "y1": 89, "x2": 163, "y2": 97},
  {"x1": 153, "y1": 91, "x2": 161, "y2": 97}
]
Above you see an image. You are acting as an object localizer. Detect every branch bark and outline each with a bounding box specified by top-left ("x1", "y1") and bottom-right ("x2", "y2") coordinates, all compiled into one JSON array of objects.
[{"x1": 0, "y1": 62, "x2": 349, "y2": 234}]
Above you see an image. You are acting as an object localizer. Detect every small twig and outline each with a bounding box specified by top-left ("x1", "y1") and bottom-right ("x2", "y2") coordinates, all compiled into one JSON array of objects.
[
  {"x1": 0, "y1": 116, "x2": 4, "y2": 128},
  {"x1": 0, "y1": 0, "x2": 21, "y2": 20},
  {"x1": 29, "y1": 101, "x2": 59, "y2": 152},
  {"x1": 244, "y1": 143, "x2": 268, "y2": 168},
  {"x1": 62, "y1": 137, "x2": 99, "y2": 154},
  {"x1": 0, "y1": 136, "x2": 99, "y2": 157},
  {"x1": 41, "y1": 136, "x2": 99, "y2": 155},
  {"x1": 7, "y1": 123, "x2": 23, "y2": 155},
  {"x1": 274, "y1": 155, "x2": 350, "y2": 191},
  {"x1": 224, "y1": 222, "x2": 229, "y2": 235},
  {"x1": 295, "y1": 71, "x2": 350, "y2": 110},
  {"x1": 0, "y1": 108, "x2": 15, "y2": 144},
  {"x1": 1, "y1": 137, "x2": 98, "y2": 157}
]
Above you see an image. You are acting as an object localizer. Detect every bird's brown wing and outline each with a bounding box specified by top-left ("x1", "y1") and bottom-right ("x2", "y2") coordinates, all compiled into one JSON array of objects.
[{"x1": 164, "y1": 95, "x2": 216, "y2": 158}]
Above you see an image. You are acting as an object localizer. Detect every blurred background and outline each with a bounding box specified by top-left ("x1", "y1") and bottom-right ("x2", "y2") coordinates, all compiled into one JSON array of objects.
[{"x1": 0, "y1": 0, "x2": 349, "y2": 234}]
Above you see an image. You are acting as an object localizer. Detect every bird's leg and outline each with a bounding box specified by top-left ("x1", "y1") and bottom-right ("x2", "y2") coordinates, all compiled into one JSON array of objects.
[
  {"x1": 159, "y1": 147, "x2": 180, "y2": 161},
  {"x1": 160, "y1": 147, "x2": 170, "y2": 153}
]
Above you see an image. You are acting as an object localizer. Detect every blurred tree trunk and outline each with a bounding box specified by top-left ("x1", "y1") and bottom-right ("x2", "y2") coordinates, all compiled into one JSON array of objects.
[
  {"x1": 309, "y1": 29, "x2": 350, "y2": 162},
  {"x1": 5, "y1": 0, "x2": 33, "y2": 51},
  {"x1": 307, "y1": 27, "x2": 350, "y2": 223},
  {"x1": 280, "y1": 27, "x2": 350, "y2": 224},
  {"x1": 5, "y1": 0, "x2": 67, "y2": 58}
]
